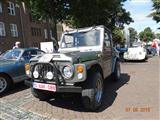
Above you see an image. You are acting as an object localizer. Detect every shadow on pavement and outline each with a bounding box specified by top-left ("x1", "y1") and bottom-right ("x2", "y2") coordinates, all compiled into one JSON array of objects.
[
  {"x1": 123, "y1": 59, "x2": 149, "y2": 63},
  {"x1": 98, "y1": 73, "x2": 130, "y2": 112},
  {"x1": 0, "y1": 82, "x2": 29, "y2": 98},
  {"x1": 48, "y1": 73, "x2": 130, "y2": 112}
]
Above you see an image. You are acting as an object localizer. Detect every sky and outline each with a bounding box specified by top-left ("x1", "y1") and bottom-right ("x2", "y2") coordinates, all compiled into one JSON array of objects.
[{"x1": 123, "y1": 0, "x2": 160, "y2": 33}]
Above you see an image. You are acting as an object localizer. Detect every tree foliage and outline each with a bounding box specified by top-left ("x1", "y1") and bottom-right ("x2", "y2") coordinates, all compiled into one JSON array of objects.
[
  {"x1": 139, "y1": 27, "x2": 155, "y2": 42},
  {"x1": 128, "y1": 27, "x2": 137, "y2": 45},
  {"x1": 17, "y1": 0, "x2": 133, "y2": 44},
  {"x1": 112, "y1": 27, "x2": 125, "y2": 45},
  {"x1": 150, "y1": 0, "x2": 160, "y2": 23},
  {"x1": 67, "y1": 0, "x2": 133, "y2": 30},
  {"x1": 156, "y1": 33, "x2": 160, "y2": 39},
  {"x1": 17, "y1": 0, "x2": 133, "y2": 29}
]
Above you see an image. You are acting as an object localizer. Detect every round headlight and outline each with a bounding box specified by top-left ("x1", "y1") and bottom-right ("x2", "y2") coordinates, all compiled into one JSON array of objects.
[
  {"x1": 46, "y1": 72, "x2": 54, "y2": 80},
  {"x1": 33, "y1": 71, "x2": 39, "y2": 78},
  {"x1": 62, "y1": 66, "x2": 74, "y2": 79}
]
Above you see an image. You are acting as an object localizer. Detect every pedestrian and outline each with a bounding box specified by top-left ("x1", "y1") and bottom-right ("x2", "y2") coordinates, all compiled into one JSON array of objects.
[
  {"x1": 13, "y1": 41, "x2": 21, "y2": 49},
  {"x1": 151, "y1": 40, "x2": 157, "y2": 56}
]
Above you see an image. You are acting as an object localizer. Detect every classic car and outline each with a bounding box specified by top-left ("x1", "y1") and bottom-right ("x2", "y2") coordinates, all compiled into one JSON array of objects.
[
  {"x1": 25, "y1": 25, "x2": 121, "y2": 111},
  {"x1": 123, "y1": 44, "x2": 147, "y2": 61},
  {"x1": 0, "y1": 48, "x2": 44, "y2": 95}
]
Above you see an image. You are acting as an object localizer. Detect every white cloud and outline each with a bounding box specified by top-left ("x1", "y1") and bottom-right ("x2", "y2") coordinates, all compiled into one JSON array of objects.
[
  {"x1": 130, "y1": 0, "x2": 151, "y2": 3},
  {"x1": 133, "y1": 14, "x2": 148, "y2": 21}
]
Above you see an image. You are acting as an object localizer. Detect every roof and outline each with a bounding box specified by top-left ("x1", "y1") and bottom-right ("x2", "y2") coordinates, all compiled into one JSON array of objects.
[
  {"x1": 63, "y1": 25, "x2": 109, "y2": 34},
  {"x1": 20, "y1": 47, "x2": 38, "y2": 50}
]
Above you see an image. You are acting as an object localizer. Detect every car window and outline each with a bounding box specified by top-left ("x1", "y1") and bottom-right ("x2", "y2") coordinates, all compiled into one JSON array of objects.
[
  {"x1": 30, "y1": 50, "x2": 37, "y2": 55},
  {"x1": 37, "y1": 50, "x2": 45, "y2": 55},
  {"x1": 61, "y1": 29, "x2": 100, "y2": 48},
  {"x1": 3, "y1": 49, "x2": 21, "y2": 60},
  {"x1": 22, "y1": 50, "x2": 32, "y2": 60},
  {"x1": 104, "y1": 31, "x2": 111, "y2": 48}
]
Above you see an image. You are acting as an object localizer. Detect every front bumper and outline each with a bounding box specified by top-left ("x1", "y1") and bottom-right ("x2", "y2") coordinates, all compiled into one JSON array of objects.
[{"x1": 24, "y1": 80, "x2": 82, "y2": 93}]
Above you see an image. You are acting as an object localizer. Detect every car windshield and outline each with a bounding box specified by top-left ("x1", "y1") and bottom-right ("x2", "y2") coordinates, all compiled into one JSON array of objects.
[
  {"x1": 132, "y1": 42, "x2": 143, "y2": 47},
  {"x1": 1, "y1": 49, "x2": 22, "y2": 60},
  {"x1": 60, "y1": 29, "x2": 100, "y2": 48}
]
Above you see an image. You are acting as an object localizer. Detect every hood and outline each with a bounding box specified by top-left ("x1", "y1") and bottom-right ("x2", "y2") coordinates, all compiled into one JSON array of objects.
[
  {"x1": 37, "y1": 51, "x2": 100, "y2": 64},
  {"x1": 65, "y1": 51, "x2": 100, "y2": 63}
]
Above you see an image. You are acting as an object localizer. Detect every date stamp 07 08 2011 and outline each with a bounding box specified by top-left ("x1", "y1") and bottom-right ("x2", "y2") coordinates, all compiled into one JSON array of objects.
[{"x1": 125, "y1": 107, "x2": 151, "y2": 112}]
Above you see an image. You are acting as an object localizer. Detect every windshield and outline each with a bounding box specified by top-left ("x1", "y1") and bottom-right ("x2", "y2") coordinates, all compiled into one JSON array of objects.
[
  {"x1": 1, "y1": 49, "x2": 22, "y2": 60},
  {"x1": 132, "y1": 42, "x2": 143, "y2": 47},
  {"x1": 60, "y1": 29, "x2": 100, "y2": 48}
]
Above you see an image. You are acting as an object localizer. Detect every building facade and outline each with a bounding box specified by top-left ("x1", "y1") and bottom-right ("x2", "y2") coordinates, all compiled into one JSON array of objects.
[{"x1": 0, "y1": 0, "x2": 63, "y2": 52}]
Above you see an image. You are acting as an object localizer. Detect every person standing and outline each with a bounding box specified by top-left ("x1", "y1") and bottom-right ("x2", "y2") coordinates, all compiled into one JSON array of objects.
[
  {"x1": 13, "y1": 41, "x2": 21, "y2": 49},
  {"x1": 151, "y1": 40, "x2": 157, "y2": 56}
]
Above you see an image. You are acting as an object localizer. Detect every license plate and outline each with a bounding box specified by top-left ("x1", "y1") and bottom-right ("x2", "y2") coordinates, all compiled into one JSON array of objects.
[{"x1": 33, "y1": 82, "x2": 56, "y2": 92}]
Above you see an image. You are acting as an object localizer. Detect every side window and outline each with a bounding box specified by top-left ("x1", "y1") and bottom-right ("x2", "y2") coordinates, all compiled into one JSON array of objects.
[
  {"x1": 30, "y1": 50, "x2": 37, "y2": 55},
  {"x1": 22, "y1": 51, "x2": 32, "y2": 60},
  {"x1": 104, "y1": 31, "x2": 111, "y2": 48},
  {"x1": 37, "y1": 50, "x2": 44, "y2": 55},
  {"x1": 22, "y1": 50, "x2": 40, "y2": 60}
]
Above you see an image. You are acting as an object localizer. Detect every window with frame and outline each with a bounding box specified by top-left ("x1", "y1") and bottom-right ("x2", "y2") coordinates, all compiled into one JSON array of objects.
[
  {"x1": 0, "y1": 22, "x2": 6, "y2": 37},
  {"x1": 8, "y1": 1, "x2": 15, "y2": 15},
  {"x1": 104, "y1": 31, "x2": 111, "y2": 48},
  {"x1": 50, "y1": 29, "x2": 54, "y2": 40},
  {"x1": 44, "y1": 29, "x2": 48, "y2": 39},
  {"x1": 0, "y1": 2, "x2": 2, "y2": 13},
  {"x1": 31, "y1": 27, "x2": 42, "y2": 36},
  {"x1": 10, "y1": 24, "x2": 18, "y2": 37}
]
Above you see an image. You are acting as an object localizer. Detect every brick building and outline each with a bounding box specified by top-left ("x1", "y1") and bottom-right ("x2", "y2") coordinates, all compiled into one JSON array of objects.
[{"x1": 0, "y1": 0, "x2": 63, "y2": 52}]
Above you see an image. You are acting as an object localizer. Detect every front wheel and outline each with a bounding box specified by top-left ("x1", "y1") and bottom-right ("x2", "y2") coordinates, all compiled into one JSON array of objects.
[
  {"x1": 0, "y1": 75, "x2": 12, "y2": 95},
  {"x1": 82, "y1": 70, "x2": 103, "y2": 111}
]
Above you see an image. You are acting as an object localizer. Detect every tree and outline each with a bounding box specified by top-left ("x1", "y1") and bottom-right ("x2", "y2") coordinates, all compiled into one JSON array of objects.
[
  {"x1": 67, "y1": 0, "x2": 133, "y2": 30},
  {"x1": 150, "y1": 0, "x2": 160, "y2": 23},
  {"x1": 17, "y1": 0, "x2": 133, "y2": 45},
  {"x1": 17, "y1": 0, "x2": 69, "y2": 41},
  {"x1": 112, "y1": 27, "x2": 125, "y2": 45},
  {"x1": 156, "y1": 33, "x2": 160, "y2": 39},
  {"x1": 139, "y1": 27, "x2": 155, "y2": 42},
  {"x1": 128, "y1": 27, "x2": 137, "y2": 45}
]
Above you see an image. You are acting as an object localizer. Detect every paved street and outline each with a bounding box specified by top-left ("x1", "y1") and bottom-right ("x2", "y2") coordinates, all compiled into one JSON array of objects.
[{"x1": 0, "y1": 56, "x2": 159, "y2": 120}]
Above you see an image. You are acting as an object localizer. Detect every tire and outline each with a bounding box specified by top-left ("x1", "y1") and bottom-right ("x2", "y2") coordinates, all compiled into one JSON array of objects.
[
  {"x1": 31, "y1": 87, "x2": 51, "y2": 101},
  {"x1": 0, "y1": 74, "x2": 12, "y2": 95},
  {"x1": 112, "y1": 61, "x2": 121, "y2": 81},
  {"x1": 82, "y1": 70, "x2": 103, "y2": 111}
]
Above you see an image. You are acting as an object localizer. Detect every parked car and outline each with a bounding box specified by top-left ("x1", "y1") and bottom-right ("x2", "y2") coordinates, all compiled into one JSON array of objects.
[
  {"x1": 25, "y1": 25, "x2": 121, "y2": 111},
  {"x1": 0, "y1": 48, "x2": 45, "y2": 95},
  {"x1": 123, "y1": 44, "x2": 147, "y2": 61}
]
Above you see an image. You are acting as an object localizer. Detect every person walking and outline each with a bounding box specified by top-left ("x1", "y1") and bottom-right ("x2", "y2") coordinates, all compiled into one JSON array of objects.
[{"x1": 13, "y1": 41, "x2": 21, "y2": 49}]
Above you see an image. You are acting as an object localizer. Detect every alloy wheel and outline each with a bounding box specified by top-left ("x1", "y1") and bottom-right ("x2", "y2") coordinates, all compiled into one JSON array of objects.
[{"x1": 0, "y1": 77, "x2": 7, "y2": 93}]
